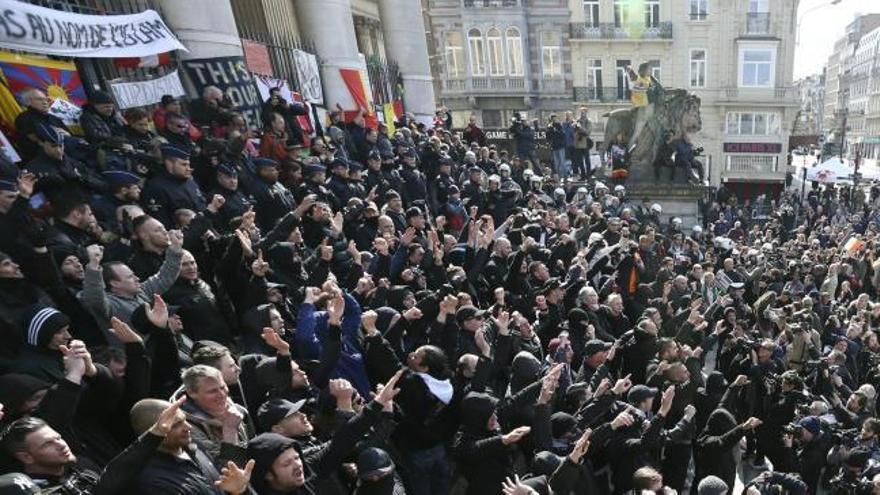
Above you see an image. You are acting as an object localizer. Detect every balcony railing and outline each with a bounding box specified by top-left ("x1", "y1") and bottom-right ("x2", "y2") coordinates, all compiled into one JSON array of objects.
[
  {"x1": 463, "y1": 0, "x2": 520, "y2": 7},
  {"x1": 688, "y1": 12, "x2": 708, "y2": 21},
  {"x1": 726, "y1": 155, "x2": 778, "y2": 174},
  {"x1": 442, "y1": 77, "x2": 528, "y2": 93},
  {"x1": 745, "y1": 12, "x2": 770, "y2": 34},
  {"x1": 573, "y1": 86, "x2": 631, "y2": 103},
  {"x1": 569, "y1": 22, "x2": 673, "y2": 41}
]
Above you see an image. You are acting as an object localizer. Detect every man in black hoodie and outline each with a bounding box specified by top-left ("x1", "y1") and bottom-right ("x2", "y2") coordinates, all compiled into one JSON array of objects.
[{"x1": 246, "y1": 369, "x2": 402, "y2": 495}]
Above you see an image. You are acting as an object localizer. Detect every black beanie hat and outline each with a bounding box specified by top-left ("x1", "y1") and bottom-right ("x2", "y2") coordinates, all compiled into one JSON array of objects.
[{"x1": 21, "y1": 305, "x2": 70, "y2": 347}]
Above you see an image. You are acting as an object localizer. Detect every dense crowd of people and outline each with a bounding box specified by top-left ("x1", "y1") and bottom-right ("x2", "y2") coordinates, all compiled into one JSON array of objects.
[{"x1": 1, "y1": 82, "x2": 880, "y2": 495}]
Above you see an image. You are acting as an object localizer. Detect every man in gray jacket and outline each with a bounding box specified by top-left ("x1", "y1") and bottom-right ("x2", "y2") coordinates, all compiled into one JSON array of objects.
[{"x1": 79, "y1": 230, "x2": 183, "y2": 344}]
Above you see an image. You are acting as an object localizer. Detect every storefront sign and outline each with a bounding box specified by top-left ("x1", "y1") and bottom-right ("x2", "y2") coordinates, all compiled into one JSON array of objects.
[
  {"x1": 183, "y1": 56, "x2": 261, "y2": 128},
  {"x1": 0, "y1": 0, "x2": 186, "y2": 58},
  {"x1": 109, "y1": 70, "x2": 185, "y2": 109},
  {"x1": 723, "y1": 142, "x2": 782, "y2": 153}
]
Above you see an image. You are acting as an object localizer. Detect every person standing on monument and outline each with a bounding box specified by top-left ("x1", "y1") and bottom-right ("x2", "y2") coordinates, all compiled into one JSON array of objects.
[{"x1": 626, "y1": 63, "x2": 653, "y2": 150}]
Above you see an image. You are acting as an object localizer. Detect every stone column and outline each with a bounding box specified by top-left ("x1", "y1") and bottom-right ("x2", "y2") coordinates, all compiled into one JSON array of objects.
[
  {"x1": 296, "y1": 0, "x2": 364, "y2": 110},
  {"x1": 377, "y1": 0, "x2": 437, "y2": 123},
  {"x1": 155, "y1": 0, "x2": 243, "y2": 59}
]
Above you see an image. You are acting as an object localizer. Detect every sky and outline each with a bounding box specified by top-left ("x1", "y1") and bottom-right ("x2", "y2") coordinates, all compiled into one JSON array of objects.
[{"x1": 795, "y1": 0, "x2": 880, "y2": 79}]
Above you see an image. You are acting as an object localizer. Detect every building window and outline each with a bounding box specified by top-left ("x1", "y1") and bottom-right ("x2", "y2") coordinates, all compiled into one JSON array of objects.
[
  {"x1": 649, "y1": 59, "x2": 661, "y2": 80},
  {"x1": 487, "y1": 27, "x2": 505, "y2": 76},
  {"x1": 614, "y1": 0, "x2": 631, "y2": 28},
  {"x1": 689, "y1": 0, "x2": 708, "y2": 20},
  {"x1": 739, "y1": 47, "x2": 775, "y2": 87},
  {"x1": 748, "y1": 0, "x2": 769, "y2": 12},
  {"x1": 583, "y1": 0, "x2": 599, "y2": 28},
  {"x1": 726, "y1": 112, "x2": 780, "y2": 135},
  {"x1": 482, "y1": 109, "x2": 502, "y2": 128},
  {"x1": 468, "y1": 28, "x2": 486, "y2": 76},
  {"x1": 689, "y1": 49, "x2": 706, "y2": 88},
  {"x1": 586, "y1": 58, "x2": 602, "y2": 89},
  {"x1": 616, "y1": 59, "x2": 631, "y2": 100},
  {"x1": 445, "y1": 31, "x2": 464, "y2": 79},
  {"x1": 645, "y1": 0, "x2": 660, "y2": 28},
  {"x1": 541, "y1": 32, "x2": 561, "y2": 78},
  {"x1": 505, "y1": 27, "x2": 524, "y2": 76}
]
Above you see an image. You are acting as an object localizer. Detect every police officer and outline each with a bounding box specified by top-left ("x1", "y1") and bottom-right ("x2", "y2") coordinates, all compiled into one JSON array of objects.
[
  {"x1": 141, "y1": 144, "x2": 206, "y2": 228},
  {"x1": 398, "y1": 148, "x2": 427, "y2": 208},
  {"x1": 347, "y1": 161, "x2": 367, "y2": 202},
  {"x1": 326, "y1": 158, "x2": 351, "y2": 210},
  {"x1": 92, "y1": 170, "x2": 141, "y2": 233},
  {"x1": 249, "y1": 157, "x2": 296, "y2": 231},
  {"x1": 294, "y1": 162, "x2": 334, "y2": 206},
  {"x1": 26, "y1": 124, "x2": 107, "y2": 199},
  {"x1": 364, "y1": 150, "x2": 394, "y2": 201},
  {"x1": 429, "y1": 157, "x2": 455, "y2": 214},
  {"x1": 209, "y1": 163, "x2": 252, "y2": 232}
]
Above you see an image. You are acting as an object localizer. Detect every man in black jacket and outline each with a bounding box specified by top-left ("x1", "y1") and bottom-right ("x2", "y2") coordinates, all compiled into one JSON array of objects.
[
  {"x1": 14, "y1": 89, "x2": 69, "y2": 162},
  {"x1": 141, "y1": 145, "x2": 206, "y2": 228},
  {"x1": 79, "y1": 91, "x2": 126, "y2": 147}
]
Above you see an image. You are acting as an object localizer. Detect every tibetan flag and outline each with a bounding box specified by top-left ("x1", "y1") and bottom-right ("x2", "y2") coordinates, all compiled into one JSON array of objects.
[{"x1": 0, "y1": 51, "x2": 85, "y2": 135}]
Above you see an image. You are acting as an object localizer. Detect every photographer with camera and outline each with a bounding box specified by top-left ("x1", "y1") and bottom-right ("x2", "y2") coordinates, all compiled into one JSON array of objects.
[
  {"x1": 509, "y1": 113, "x2": 538, "y2": 169},
  {"x1": 779, "y1": 415, "x2": 834, "y2": 494}
]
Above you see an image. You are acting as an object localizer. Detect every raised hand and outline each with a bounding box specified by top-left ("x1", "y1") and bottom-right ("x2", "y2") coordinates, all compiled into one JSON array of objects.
[
  {"x1": 251, "y1": 250, "x2": 269, "y2": 277},
  {"x1": 168, "y1": 229, "x2": 184, "y2": 250},
  {"x1": 86, "y1": 244, "x2": 104, "y2": 268},
  {"x1": 109, "y1": 316, "x2": 143, "y2": 344},
  {"x1": 150, "y1": 396, "x2": 186, "y2": 436},
  {"x1": 743, "y1": 417, "x2": 763, "y2": 430},
  {"x1": 403, "y1": 307, "x2": 423, "y2": 321},
  {"x1": 568, "y1": 428, "x2": 593, "y2": 464},
  {"x1": 612, "y1": 374, "x2": 633, "y2": 395},
  {"x1": 501, "y1": 426, "x2": 531, "y2": 445},
  {"x1": 361, "y1": 310, "x2": 379, "y2": 336},
  {"x1": 320, "y1": 239, "x2": 333, "y2": 262},
  {"x1": 145, "y1": 294, "x2": 169, "y2": 329},
  {"x1": 234, "y1": 229, "x2": 253, "y2": 257},
  {"x1": 374, "y1": 369, "x2": 403, "y2": 411},
  {"x1": 401, "y1": 227, "x2": 417, "y2": 246},
  {"x1": 373, "y1": 237, "x2": 389, "y2": 256},
  {"x1": 207, "y1": 194, "x2": 225, "y2": 213},
  {"x1": 683, "y1": 404, "x2": 696, "y2": 421},
  {"x1": 611, "y1": 410, "x2": 634, "y2": 430},
  {"x1": 327, "y1": 292, "x2": 345, "y2": 326},
  {"x1": 215, "y1": 459, "x2": 255, "y2": 495},
  {"x1": 474, "y1": 328, "x2": 491, "y2": 358},
  {"x1": 502, "y1": 475, "x2": 537, "y2": 495},
  {"x1": 659, "y1": 385, "x2": 676, "y2": 416},
  {"x1": 261, "y1": 327, "x2": 290, "y2": 355}
]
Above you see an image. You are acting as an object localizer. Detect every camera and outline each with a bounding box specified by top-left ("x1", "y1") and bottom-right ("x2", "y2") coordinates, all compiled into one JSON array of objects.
[{"x1": 782, "y1": 423, "x2": 801, "y2": 436}]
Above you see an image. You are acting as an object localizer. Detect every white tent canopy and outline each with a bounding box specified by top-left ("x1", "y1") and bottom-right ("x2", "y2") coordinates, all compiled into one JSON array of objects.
[{"x1": 805, "y1": 157, "x2": 853, "y2": 183}]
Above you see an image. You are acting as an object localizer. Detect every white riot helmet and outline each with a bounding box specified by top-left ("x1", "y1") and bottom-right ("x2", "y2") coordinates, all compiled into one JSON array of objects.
[
  {"x1": 554, "y1": 188, "x2": 566, "y2": 199},
  {"x1": 595, "y1": 181, "x2": 608, "y2": 192},
  {"x1": 672, "y1": 217, "x2": 683, "y2": 225},
  {"x1": 523, "y1": 169, "x2": 534, "y2": 180},
  {"x1": 488, "y1": 174, "x2": 501, "y2": 184},
  {"x1": 499, "y1": 163, "x2": 511, "y2": 178},
  {"x1": 651, "y1": 203, "x2": 662, "y2": 214}
]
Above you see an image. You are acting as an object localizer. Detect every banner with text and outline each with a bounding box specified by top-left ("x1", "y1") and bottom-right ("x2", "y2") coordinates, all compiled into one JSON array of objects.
[
  {"x1": 109, "y1": 70, "x2": 185, "y2": 109},
  {"x1": 292, "y1": 49, "x2": 323, "y2": 105},
  {"x1": 183, "y1": 56, "x2": 261, "y2": 129},
  {"x1": 0, "y1": 0, "x2": 186, "y2": 58}
]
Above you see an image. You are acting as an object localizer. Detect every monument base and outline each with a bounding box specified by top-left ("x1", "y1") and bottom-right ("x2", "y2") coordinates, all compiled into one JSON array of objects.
[{"x1": 624, "y1": 182, "x2": 707, "y2": 229}]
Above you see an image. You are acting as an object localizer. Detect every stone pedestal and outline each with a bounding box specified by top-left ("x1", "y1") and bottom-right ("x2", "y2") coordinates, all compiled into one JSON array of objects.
[{"x1": 625, "y1": 182, "x2": 706, "y2": 228}]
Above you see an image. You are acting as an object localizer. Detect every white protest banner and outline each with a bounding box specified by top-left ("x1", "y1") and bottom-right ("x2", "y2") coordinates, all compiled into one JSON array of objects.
[
  {"x1": 109, "y1": 70, "x2": 185, "y2": 109},
  {"x1": 293, "y1": 49, "x2": 323, "y2": 105},
  {"x1": 48, "y1": 98, "x2": 82, "y2": 127},
  {"x1": 254, "y1": 74, "x2": 292, "y2": 103},
  {"x1": 0, "y1": 0, "x2": 187, "y2": 58}
]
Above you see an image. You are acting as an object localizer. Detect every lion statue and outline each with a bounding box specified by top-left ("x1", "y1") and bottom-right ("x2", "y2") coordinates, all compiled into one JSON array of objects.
[{"x1": 601, "y1": 89, "x2": 702, "y2": 182}]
